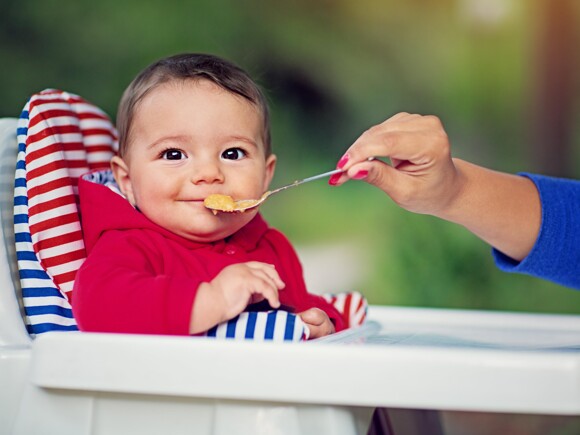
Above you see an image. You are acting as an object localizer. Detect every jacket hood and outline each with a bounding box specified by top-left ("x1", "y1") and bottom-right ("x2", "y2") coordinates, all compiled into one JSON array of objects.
[{"x1": 78, "y1": 174, "x2": 269, "y2": 254}]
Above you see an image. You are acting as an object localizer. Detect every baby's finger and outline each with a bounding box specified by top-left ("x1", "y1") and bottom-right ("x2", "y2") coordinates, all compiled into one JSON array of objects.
[
  {"x1": 245, "y1": 272, "x2": 281, "y2": 309},
  {"x1": 309, "y1": 322, "x2": 335, "y2": 339},
  {"x1": 254, "y1": 283, "x2": 281, "y2": 309},
  {"x1": 245, "y1": 261, "x2": 273, "y2": 269},
  {"x1": 298, "y1": 308, "x2": 325, "y2": 326},
  {"x1": 250, "y1": 268, "x2": 285, "y2": 295},
  {"x1": 299, "y1": 312, "x2": 335, "y2": 339},
  {"x1": 246, "y1": 262, "x2": 285, "y2": 289}
]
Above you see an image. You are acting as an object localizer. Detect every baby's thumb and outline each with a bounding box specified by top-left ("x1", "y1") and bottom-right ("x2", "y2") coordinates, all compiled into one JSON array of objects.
[{"x1": 298, "y1": 308, "x2": 323, "y2": 325}]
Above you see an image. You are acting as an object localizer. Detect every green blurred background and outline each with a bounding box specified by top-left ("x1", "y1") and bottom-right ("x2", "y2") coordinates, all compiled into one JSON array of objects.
[{"x1": 1, "y1": 0, "x2": 579, "y2": 314}]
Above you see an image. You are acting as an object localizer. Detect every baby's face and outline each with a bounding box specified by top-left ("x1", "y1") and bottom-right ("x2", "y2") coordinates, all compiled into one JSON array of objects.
[{"x1": 113, "y1": 79, "x2": 275, "y2": 243}]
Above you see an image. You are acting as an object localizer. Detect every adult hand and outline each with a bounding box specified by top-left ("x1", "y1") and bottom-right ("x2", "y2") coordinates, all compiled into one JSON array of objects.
[
  {"x1": 330, "y1": 112, "x2": 541, "y2": 261},
  {"x1": 329, "y1": 112, "x2": 462, "y2": 217}
]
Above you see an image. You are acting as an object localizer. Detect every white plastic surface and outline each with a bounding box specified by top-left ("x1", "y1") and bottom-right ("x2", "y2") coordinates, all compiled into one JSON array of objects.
[
  {"x1": 31, "y1": 306, "x2": 580, "y2": 416},
  {"x1": 0, "y1": 118, "x2": 32, "y2": 435},
  {"x1": 0, "y1": 118, "x2": 29, "y2": 346}
]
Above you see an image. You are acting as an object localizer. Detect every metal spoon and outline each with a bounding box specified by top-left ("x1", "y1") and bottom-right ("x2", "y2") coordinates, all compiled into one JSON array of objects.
[{"x1": 204, "y1": 168, "x2": 343, "y2": 214}]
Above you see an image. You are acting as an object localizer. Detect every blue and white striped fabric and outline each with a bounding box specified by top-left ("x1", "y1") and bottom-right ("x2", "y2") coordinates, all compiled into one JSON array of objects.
[
  {"x1": 206, "y1": 310, "x2": 309, "y2": 341},
  {"x1": 82, "y1": 167, "x2": 122, "y2": 195}
]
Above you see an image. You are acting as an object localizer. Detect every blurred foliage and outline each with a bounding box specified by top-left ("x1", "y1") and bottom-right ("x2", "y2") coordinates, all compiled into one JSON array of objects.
[
  {"x1": 1, "y1": 0, "x2": 578, "y2": 314},
  {"x1": 263, "y1": 180, "x2": 580, "y2": 315}
]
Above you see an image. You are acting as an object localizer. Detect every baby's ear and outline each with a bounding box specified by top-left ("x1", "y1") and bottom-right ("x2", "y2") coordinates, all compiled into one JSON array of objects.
[
  {"x1": 264, "y1": 154, "x2": 277, "y2": 189},
  {"x1": 110, "y1": 156, "x2": 137, "y2": 206}
]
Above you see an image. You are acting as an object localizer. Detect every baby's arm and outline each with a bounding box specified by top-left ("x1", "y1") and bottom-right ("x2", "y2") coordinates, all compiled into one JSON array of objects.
[
  {"x1": 332, "y1": 113, "x2": 541, "y2": 261},
  {"x1": 189, "y1": 262, "x2": 285, "y2": 334},
  {"x1": 261, "y1": 228, "x2": 347, "y2": 335},
  {"x1": 74, "y1": 233, "x2": 284, "y2": 335}
]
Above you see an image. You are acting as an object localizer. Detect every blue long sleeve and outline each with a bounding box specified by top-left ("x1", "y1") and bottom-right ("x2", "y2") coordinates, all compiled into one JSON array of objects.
[{"x1": 492, "y1": 173, "x2": 580, "y2": 290}]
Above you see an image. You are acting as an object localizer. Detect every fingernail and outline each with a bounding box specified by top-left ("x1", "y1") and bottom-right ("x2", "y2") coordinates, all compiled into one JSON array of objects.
[
  {"x1": 328, "y1": 173, "x2": 341, "y2": 186},
  {"x1": 352, "y1": 170, "x2": 368, "y2": 180},
  {"x1": 337, "y1": 153, "x2": 349, "y2": 169}
]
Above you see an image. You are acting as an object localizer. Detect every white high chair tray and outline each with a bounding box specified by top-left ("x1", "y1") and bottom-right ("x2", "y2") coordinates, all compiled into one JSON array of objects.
[{"x1": 32, "y1": 305, "x2": 580, "y2": 415}]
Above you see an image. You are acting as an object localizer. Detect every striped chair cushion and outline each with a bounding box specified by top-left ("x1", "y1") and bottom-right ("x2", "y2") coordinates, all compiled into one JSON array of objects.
[
  {"x1": 15, "y1": 89, "x2": 116, "y2": 335},
  {"x1": 321, "y1": 291, "x2": 367, "y2": 329}
]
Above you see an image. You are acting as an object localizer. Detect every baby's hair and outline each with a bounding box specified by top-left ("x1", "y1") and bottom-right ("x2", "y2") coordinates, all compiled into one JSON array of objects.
[{"x1": 116, "y1": 53, "x2": 271, "y2": 157}]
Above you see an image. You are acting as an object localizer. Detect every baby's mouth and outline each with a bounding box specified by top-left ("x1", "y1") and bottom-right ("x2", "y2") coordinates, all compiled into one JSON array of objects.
[{"x1": 177, "y1": 199, "x2": 206, "y2": 207}]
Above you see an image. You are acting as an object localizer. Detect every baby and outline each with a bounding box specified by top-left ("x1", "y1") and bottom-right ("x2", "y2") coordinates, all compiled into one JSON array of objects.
[{"x1": 72, "y1": 53, "x2": 345, "y2": 338}]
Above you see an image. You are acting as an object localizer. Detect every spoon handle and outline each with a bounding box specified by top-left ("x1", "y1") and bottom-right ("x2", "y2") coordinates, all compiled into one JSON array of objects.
[
  {"x1": 297, "y1": 168, "x2": 343, "y2": 184},
  {"x1": 270, "y1": 168, "x2": 343, "y2": 195}
]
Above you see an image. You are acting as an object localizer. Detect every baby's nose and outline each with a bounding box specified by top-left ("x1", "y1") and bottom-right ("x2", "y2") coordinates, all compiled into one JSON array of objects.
[{"x1": 191, "y1": 161, "x2": 224, "y2": 184}]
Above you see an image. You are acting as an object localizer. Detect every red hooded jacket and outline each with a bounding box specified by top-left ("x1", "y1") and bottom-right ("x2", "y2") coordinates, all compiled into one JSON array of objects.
[{"x1": 72, "y1": 177, "x2": 345, "y2": 335}]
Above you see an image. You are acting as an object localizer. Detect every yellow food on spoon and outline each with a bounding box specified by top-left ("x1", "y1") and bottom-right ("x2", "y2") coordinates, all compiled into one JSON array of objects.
[
  {"x1": 203, "y1": 194, "x2": 236, "y2": 215},
  {"x1": 204, "y1": 193, "x2": 268, "y2": 214},
  {"x1": 204, "y1": 168, "x2": 343, "y2": 214}
]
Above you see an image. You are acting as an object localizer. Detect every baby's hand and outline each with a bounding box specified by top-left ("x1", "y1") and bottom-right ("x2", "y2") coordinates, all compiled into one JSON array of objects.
[
  {"x1": 190, "y1": 262, "x2": 285, "y2": 334},
  {"x1": 211, "y1": 262, "x2": 285, "y2": 321},
  {"x1": 331, "y1": 113, "x2": 462, "y2": 218},
  {"x1": 298, "y1": 308, "x2": 335, "y2": 339}
]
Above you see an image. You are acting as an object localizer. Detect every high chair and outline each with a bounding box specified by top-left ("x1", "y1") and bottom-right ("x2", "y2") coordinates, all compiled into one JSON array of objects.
[
  {"x1": 1, "y1": 91, "x2": 579, "y2": 435},
  {"x1": 0, "y1": 90, "x2": 373, "y2": 435}
]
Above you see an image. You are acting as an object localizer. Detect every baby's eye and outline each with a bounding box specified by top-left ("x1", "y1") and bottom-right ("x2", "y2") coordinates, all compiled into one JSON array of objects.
[
  {"x1": 161, "y1": 149, "x2": 186, "y2": 160},
  {"x1": 221, "y1": 148, "x2": 246, "y2": 160}
]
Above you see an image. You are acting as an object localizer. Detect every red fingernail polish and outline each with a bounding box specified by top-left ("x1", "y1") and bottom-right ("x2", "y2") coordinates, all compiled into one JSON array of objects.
[
  {"x1": 328, "y1": 173, "x2": 341, "y2": 185},
  {"x1": 352, "y1": 170, "x2": 368, "y2": 180},
  {"x1": 337, "y1": 153, "x2": 349, "y2": 169}
]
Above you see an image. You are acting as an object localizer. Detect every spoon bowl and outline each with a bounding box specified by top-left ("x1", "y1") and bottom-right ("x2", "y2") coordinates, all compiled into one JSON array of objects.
[{"x1": 204, "y1": 168, "x2": 343, "y2": 214}]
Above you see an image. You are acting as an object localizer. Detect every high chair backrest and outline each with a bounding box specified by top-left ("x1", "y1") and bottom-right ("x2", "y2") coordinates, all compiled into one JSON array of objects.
[
  {"x1": 0, "y1": 118, "x2": 30, "y2": 345},
  {"x1": 15, "y1": 89, "x2": 116, "y2": 335}
]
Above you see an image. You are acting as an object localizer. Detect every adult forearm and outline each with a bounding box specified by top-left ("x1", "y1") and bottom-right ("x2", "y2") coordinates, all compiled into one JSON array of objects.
[{"x1": 438, "y1": 159, "x2": 541, "y2": 261}]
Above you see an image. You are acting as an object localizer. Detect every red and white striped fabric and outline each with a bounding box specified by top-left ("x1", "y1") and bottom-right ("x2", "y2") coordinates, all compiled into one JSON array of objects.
[
  {"x1": 321, "y1": 291, "x2": 368, "y2": 328},
  {"x1": 25, "y1": 89, "x2": 117, "y2": 294}
]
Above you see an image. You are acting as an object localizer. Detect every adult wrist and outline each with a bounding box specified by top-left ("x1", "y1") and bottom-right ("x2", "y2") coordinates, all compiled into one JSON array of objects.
[{"x1": 432, "y1": 158, "x2": 471, "y2": 223}]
